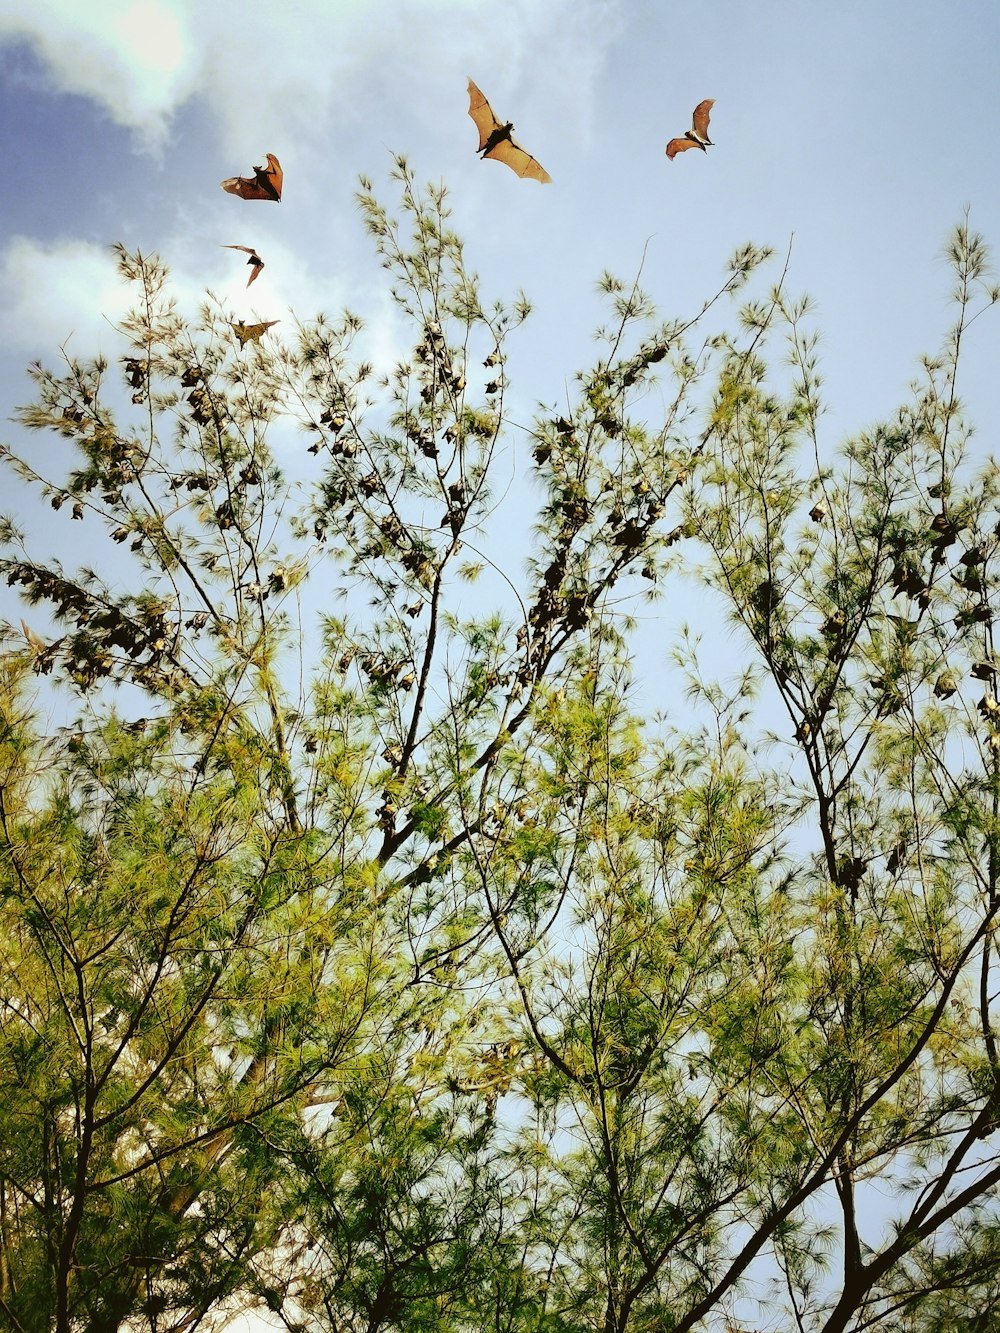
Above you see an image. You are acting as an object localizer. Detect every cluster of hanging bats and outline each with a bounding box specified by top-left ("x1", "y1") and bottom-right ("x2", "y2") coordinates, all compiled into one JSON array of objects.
[{"x1": 217, "y1": 83, "x2": 714, "y2": 338}]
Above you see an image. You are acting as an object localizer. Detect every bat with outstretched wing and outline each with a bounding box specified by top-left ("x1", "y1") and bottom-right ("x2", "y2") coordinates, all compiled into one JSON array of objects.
[
  {"x1": 221, "y1": 153, "x2": 283, "y2": 201},
  {"x1": 231, "y1": 320, "x2": 279, "y2": 346},
  {"x1": 21, "y1": 619, "x2": 47, "y2": 653},
  {"x1": 467, "y1": 79, "x2": 550, "y2": 183},
  {"x1": 224, "y1": 244, "x2": 265, "y2": 286},
  {"x1": 665, "y1": 100, "x2": 715, "y2": 160}
]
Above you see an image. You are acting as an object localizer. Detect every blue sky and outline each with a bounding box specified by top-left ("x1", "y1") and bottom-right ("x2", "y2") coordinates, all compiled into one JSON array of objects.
[
  {"x1": 2, "y1": 6, "x2": 999, "y2": 1324},
  {"x1": 2, "y1": 0, "x2": 1000, "y2": 659}
]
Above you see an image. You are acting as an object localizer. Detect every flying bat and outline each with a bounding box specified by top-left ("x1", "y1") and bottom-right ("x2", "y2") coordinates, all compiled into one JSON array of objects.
[
  {"x1": 220, "y1": 153, "x2": 283, "y2": 201},
  {"x1": 224, "y1": 244, "x2": 265, "y2": 286},
  {"x1": 665, "y1": 100, "x2": 715, "y2": 160},
  {"x1": 467, "y1": 79, "x2": 550, "y2": 183},
  {"x1": 20, "y1": 619, "x2": 47, "y2": 653},
  {"x1": 231, "y1": 320, "x2": 279, "y2": 346}
]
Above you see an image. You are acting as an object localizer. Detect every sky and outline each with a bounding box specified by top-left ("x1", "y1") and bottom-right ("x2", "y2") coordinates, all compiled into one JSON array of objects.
[
  {"x1": 1, "y1": 0, "x2": 1000, "y2": 659},
  {"x1": 1, "y1": 5, "x2": 1000, "y2": 1325}
]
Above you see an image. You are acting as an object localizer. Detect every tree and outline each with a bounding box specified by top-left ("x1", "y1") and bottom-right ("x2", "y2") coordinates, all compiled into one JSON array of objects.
[{"x1": 1, "y1": 161, "x2": 999, "y2": 1331}]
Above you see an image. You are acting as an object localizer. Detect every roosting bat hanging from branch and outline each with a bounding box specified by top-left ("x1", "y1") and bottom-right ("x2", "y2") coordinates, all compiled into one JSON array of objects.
[
  {"x1": 220, "y1": 153, "x2": 283, "y2": 201},
  {"x1": 467, "y1": 79, "x2": 551, "y2": 183},
  {"x1": 665, "y1": 101, "x2": 715, "y2": 160}
]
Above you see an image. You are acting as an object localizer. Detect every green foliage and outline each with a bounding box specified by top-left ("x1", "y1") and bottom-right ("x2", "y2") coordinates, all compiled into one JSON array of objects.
[{"x1": 1, "y1": 175, "x2": 999, "y2": 1333}]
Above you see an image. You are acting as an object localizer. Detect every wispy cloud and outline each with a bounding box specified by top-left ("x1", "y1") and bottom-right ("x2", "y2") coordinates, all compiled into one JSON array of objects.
[
  {"x1": 1, "y1": 0, "x2": 619, "y2": 152},
  {"x1": 0, "y1": 236, "x2": 127, "y2": 355},
  {"x1": 1, "y1": 0, "x2": 193, "y2": 147},
  {"x1": 0, "y1": 230, "x2": 418, "y2": 430}
]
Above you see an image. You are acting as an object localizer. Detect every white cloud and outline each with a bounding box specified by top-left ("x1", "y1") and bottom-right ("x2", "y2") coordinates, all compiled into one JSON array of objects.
[
  {"x1": 0, "y1": 0, "x2": 619, "y2": 152},
  {"x1": 1, "y1": 0, "x2": 194, "y2": 146},
  {"x1": 0, "y1": 230, "x2": 411, "y2": 426},
  {"x1": 0, "y1": 233, "x2": 277, "y2": 358},
  {"x1": 0, "y1": 0, "x2": 622, "y2": 410},
  {"x1": 0, "y1": 236, "x2": 128, "y2": 355}
]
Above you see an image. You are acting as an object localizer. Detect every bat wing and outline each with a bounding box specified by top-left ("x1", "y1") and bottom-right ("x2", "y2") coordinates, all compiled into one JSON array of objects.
[
  {"x1": 467, "y1": 78, "x2": 501, "y2": 150},
  {"x1": 221, "y1": 173, "x2": 268, "y2": 201},
  {"x1": 231, "y1": 320, "x2": 279, "y2": 346},
  {"x1": 222, "y1": 173, "x2": 258, "y2": 198},
  {"x1": 224, "y1": 245, "x2": 265, "y2": 286},
  {"x1": 221, "y1": 153, "x2": 282, "y2": 201},
  {"x1": 259, "y1": 153, "x2": 282, "y2": 201},
  {"x1": 485, "y1": 137, "x2": 551, "y2": 183},
  {"x1": 691, "y1": 99, "x2": 714, "y2": 139},
  {"x1": 21, "y1": 619, "x2": 46, "y2": 653},
  {"x1": 666, "y1": 137, "x2": 701, "y2": 159}
]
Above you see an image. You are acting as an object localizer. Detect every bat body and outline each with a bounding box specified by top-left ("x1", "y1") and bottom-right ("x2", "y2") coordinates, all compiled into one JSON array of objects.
[
  {"x1": 221, "y1": 153, "x2": 283, "y2": 201},
  {"x1": 224, "y1": 244, "x2": 265, "y2": 286},
  {"x1": 665, "y1": 100, "x2": 715, "y2": 160},
  {"x1": 231, "y1": 320, "x2": 279, "y2": 346},
  {"x1": 467, "y1": 79, "x2": 550, "y2": 183}
]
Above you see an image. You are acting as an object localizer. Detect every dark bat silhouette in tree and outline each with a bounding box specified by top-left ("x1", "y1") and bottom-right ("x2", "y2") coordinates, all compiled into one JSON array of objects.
[
  {"x1": 223, "y1": 245, "x2": 265, "y2": 286},
  {"x1": 665, "y1": 100, "x2": 715, "y2": 160},
  {"x1": 467, "y1": 79, "x2": 550, "y2": 183},
  {"x1": 231, "y1": 320, "x2": 279, "y2": 346},
  {"x1": 221, "y1": 153, "x2": 283, "y2": 201}
]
